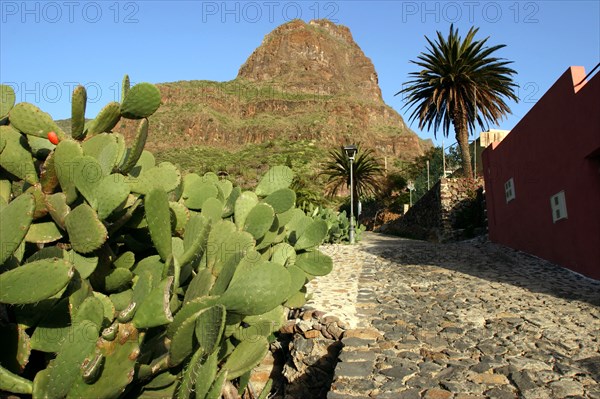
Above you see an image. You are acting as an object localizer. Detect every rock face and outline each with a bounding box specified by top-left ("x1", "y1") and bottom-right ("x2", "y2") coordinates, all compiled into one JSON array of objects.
[
  {"x1": 117, "y1": 19, "x2": 431, "y2": 160},
  {"x1": 238, "y1": 19, "x2": 382, "y2": 102}
]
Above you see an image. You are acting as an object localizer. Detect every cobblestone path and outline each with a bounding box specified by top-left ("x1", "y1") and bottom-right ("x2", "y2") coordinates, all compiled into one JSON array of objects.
[{"x1": 318, "y1": 233, "x2": 600, "y2": 399}]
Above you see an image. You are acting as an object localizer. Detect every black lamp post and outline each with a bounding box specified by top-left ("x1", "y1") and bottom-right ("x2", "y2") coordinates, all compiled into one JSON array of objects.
[{"x1": 343, "y1": 145, "x2": 358, "y2": 244}]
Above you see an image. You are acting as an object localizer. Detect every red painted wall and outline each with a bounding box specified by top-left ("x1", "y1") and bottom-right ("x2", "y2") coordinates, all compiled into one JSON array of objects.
[{"x1": 483, "y1": 66, "x2": 600, "y2": 281}]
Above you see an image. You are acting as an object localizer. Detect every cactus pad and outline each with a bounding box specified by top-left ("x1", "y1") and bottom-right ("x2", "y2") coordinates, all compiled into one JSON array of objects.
[
  {"x1": 216, "y1": 179, "x2": 233, "y2": 200},
  {"x1": 45, "y1": 192, "x2": 70, "y2": 229},
  {"x1": 114, "y1": 251, "x2": 135, "y2": 269},
  {"x1": 85, "y1": 101, "x2": 121, "y2": 135},
  {"x1": 270, "y1": 242, "x2": 297, "y2": 267},
  {"x1": 205, "y1": 369, "x2": 228, "y2": 399},
  {"x1": 263, "y1": 188, "x2": 296, "y2": 214},
  {"x1": 120, "y1": 118, "x2": 148, "y2": 174},
  {"x1": 222, "y1": 186, "x2": 241, "y2": 218},
  {"x1": 133, "y1": 276, "x2": 174, "y2": 329},
  {"x1": 129, "y1": 149, "x2": 155, "y2": 177},
  {"x1": 109, "y1": 289, "x2": 134, "y2": 312},
  {"x1": 71, "y1": 85, "x2": 87, "y2": 139},
  {"x1": 26, "y1": 134, "x2": 55, "y2": 159},
  {"x1": 0, "y1": 192, "x2": 34, "y2": 265},
  {"x1": 132, "y1": 269, "x2": 153, "y2": 304},
  {"x1": 68, "y1": 251, "x2": 98, "y2": 279},
  {"x1": 255, "y1": 217, "x2": 284, "y2": 250},
  {"x1": 183, "y1": 268, "x2": 214, "y2": 304},
  {"x1": 74, "y1": 295, "x2": 105, "y2": 329},
  {"x1": 0, "y1": 258, "x2": 74, "y2": 304},
  {"x1": 197, "y1": 354, "x2": 220, "y2": 399},
  {"x1": 284, "y1": 289, "x2": 307, "y2": 308},
  {"x1": 0, "y1": 179, "x2": 9, "y2": 203},
  {"x1": 168, "y1": 309, "x2": 203, "y2": 366},
  {"x1": 54, "y1": 139, "x2": 83, "y2": 203},
  {"x1": 169, "y1": 201, "x2": 190, "y2": 235},
  {"x1": 131, "y1": 255, "x2": 164, "y2": 283},
  {"x1": 96, "y1": 173, "x2": 130, "y2": 220},
  {"x1": 220, "y1": 260, "x2": 291, "y2": 315},
  {"x1": 146, "y1": 188, "x2": 173, "y2": 261},
  {"x1": 182, "y1": 174, "x2": 218, "y2": 210},
  {"x1": 295, "y1": 249, "x2": 333, "y2": 276},
  {"x1": 82, "y1": 133, "x2": 121, "y2": 175},
  {"x1": 39, "y1": 151, "x2": 59, "y2": 193},
  {"x1": 210, "y1": 251, "x2": 244, "y2": 296},
  {"x1": 178, "y1": 349, "x2": 217, "y2": 399},
  {"x1": 195, "y1": 305, "x2": 226, "y2": 355},
  {"x1": 66, "y1": 323, "x2": 139, "y2": 398},
  {"x1": 242, "y1": 305, "x2": 285, "y2": 337},
  {"x1": 0, "y1": 84, "x2": 16, "y2": 121},
  {"x1": 206, "y1": 221, "x2": 254, "y2": 276},
  {"x1": 93, "y1": 291, "x2": 116, "y2": 327},
  {"x1": 121, "y1": 75, "x2": 130, "y2": 100},
  {"x1": 0, "y1": 364, "x2": 33, "y2": 395},
  {"x1": 286, "y1": 265, "x2": 308, "y2": 292},
  {"x1": 127, "y1": 162, "x2": 181, "y2": 195},
  {"x1": 0, "y1": 126, "x2": 38, "y2": 184},
  {"x1": 222, "y1": 336, "x2": 269, "y2": 380},
  {"x1": 24, "y1": 221, "x2": 62, "y2": 244},
  {"x1": 65, "y1": 204, "x2": 108, "y2": 254},
  {"x1": 255, "y1": 165, "x2": 294, "y2": 197},
  {"x1": 201, "y1": 196, "x2": 224, "y2": 223},
  {"x1": 166, "y1": 296, "x2": 220, "y2": 339},
  {"x1": 243, "y1": 203, "x2": 275, "y2": 240},
  {"x1": 234, "y1": 191, "x2": 259, "y2": 230},
  {"x1": 29, "y1": 298, "x2": 70, "y2": 352},
  {"x1": 104, "y1": 267, "x2": 134, "y2": 292},
  {"x1": 293, "y1": 219, "x2": 328, "y2": 250},
  {"x1": 144, "y1": 371, "x2": 176, "y2": 390},
  {"x1": 73, "y1": 155, "x2": 104, "y2": 207},
  {"x1": 25, "y1": 184, "x2": 48, "y2": 220},
  {"x1": 120, "y1": 82, "x2": 161, "y2": 119},
  {"x1": 8, "y1": 102, "x2": 65, "y2": 139}
]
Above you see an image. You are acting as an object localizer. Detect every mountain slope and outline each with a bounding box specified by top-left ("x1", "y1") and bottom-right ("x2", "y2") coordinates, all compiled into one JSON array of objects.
[{"x1": 113, "y1": 19, "x2": 430, "y2": 160}]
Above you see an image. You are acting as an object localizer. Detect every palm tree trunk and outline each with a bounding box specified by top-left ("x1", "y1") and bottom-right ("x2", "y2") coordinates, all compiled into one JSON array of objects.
[{"x1": 453, "y1": 110, "x2": 474, "y2": 179}]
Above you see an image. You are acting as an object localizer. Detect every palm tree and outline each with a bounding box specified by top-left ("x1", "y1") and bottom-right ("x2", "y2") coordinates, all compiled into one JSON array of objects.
[
  {"x1": 321, "y1": 145, "x2": 383, "y2": 202},
  {"x1": 397, "y1": 24, "x2": 518, "y2": 179}
]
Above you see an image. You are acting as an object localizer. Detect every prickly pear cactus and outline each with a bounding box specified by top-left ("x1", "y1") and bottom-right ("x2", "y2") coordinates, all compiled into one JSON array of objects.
[
  {"x1": 310, "y1": 205, "x2": 365, "y2": 243},
  {"x1": 0, "y1": 76, "x2": 332, "y2": 398}
]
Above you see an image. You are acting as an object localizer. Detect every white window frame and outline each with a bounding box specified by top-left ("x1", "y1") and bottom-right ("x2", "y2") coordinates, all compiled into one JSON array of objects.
[
  {"x1": 550, "y1": 191, "x2": 568, "y2": 223},
  {"x1": 504, "y1": 178, "x2": 515, "y2": 203}
]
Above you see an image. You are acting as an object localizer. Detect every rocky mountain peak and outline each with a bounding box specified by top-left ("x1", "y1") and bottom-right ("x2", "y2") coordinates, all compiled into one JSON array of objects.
[{"x1": 237, "y1": 19, "x2": 383, "y2": 102}]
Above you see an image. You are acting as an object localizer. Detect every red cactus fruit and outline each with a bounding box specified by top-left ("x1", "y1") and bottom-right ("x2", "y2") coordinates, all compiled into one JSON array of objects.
[{"x1": 48, "y1": 131, "x2": 59, "y2": 145}]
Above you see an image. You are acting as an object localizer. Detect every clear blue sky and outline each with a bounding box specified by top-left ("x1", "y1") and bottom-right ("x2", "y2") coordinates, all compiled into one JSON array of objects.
[{"x1": 2, "y1": 1, "x2": 599, "y2": 147}]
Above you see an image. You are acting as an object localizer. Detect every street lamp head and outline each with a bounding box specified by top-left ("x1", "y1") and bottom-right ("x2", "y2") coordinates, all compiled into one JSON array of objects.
[{"x1": 343, "y1": 144, "x2": 358, "y2": 160}]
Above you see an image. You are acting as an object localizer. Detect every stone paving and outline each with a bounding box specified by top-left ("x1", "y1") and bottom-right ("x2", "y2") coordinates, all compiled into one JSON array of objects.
[
  {"x1": 306, "y1": 244, "x2": 368, "y2": 329},
  {"x1": 315, "y1": 232, "x2": 600, "y2": 399}
]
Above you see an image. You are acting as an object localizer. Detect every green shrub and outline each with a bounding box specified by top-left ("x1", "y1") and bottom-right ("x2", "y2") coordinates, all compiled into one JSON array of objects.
[{"x1": 308, "y1": 205, "x2": 365, "y2": 244}]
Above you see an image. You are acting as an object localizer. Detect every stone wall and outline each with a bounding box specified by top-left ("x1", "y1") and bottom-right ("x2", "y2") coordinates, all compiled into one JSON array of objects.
[
  {"x1": 379, "y1": 178, "x2": 484, "y2": 242},
  {"x1": 378, "y1": 180, "x2": 442, "y2": 240},
  {"x1": 249, "y1": 309, "x2": 346, "y2": 399}
]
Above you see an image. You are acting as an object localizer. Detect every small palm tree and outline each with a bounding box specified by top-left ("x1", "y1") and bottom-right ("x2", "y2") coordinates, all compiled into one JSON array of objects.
[
  {"x1": 321, "y1": 146, "x2": 383, "y2": 202},
  {"x1": 397, "y1": 24, "x2": 518, "y2": 179}
]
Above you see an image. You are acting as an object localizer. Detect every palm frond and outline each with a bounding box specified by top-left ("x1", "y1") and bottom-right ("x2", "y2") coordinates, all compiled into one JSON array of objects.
[
  {"x1": 320, "y1": 146, "x2": 384, "y2": 199},
  {"x1": 396, "y1": 24, "x2": 518, "y2": 139}
]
